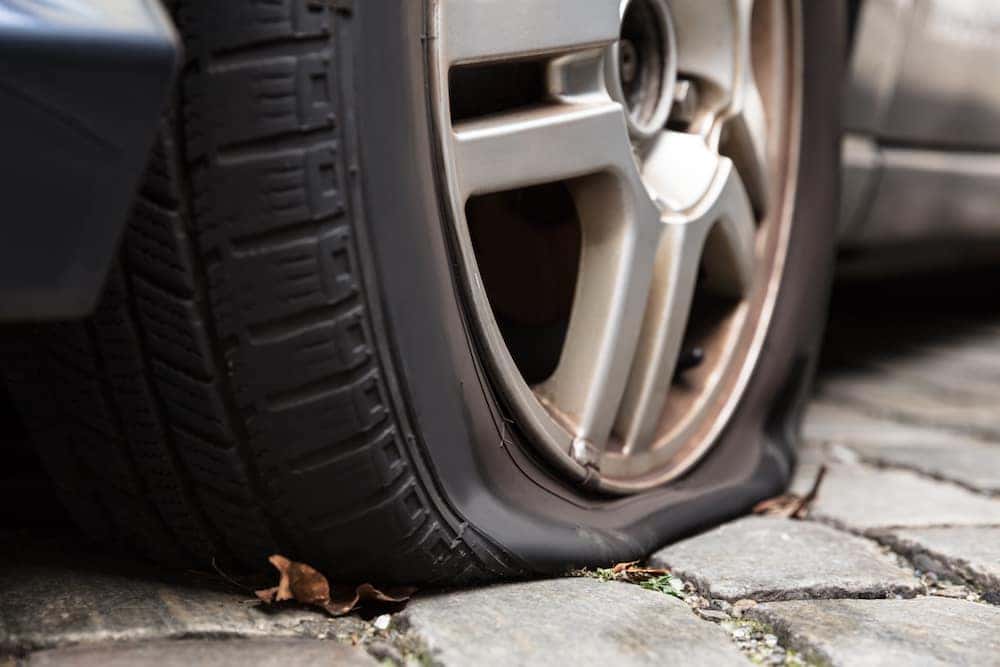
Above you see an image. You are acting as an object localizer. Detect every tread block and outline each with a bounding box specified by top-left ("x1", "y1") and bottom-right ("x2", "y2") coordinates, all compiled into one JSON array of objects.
[
  {"x1": 151, "y1": 359, "x2": 236, "y2": 443},
  {"x1": 280, "y1": 437, "x2": 392, "y2": 516},
  {"x1": 235, "y1": 306, "x2": 371, "y2": 399},
  {"x1": 309, "y1": 480, "x2": 427, "y2": 539},
  {"x1": 188, "y1": 0, "x2": 331, "y2": 56},
  {"x1": 188, "y1": 53, "x2": 336, "y2": 152},
  {"x1": 250, "y1": 371, "x2": 387, "y2": 462},
  {"x1": 193, "y1": 481, "x2": 278, "y2": 560},
  {"x1": 173, "y1": 428, "x2": 256, "y2": 504},
  {"x1": 139, "y1": 128, "x2": 182, "y2": 208},
  {"x1": 197, "y1": 142, "x2": 345, "y2": 243},
  {"x1": 127, "y1": 199, "x2": 197, "y2": 296},
  {"x1": 132, "y1": 277, "x2": 214, "y2": 379},
  {"x1": 220, "y1": 224, "x2": 358, "y2": 331},
  {"x1": 96, "y1": 270, "x2": 222, "y2": 559}
]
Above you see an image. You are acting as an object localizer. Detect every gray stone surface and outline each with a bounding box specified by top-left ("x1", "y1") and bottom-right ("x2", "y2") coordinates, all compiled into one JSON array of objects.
[
  {"x1": 0, "y1": 540, "x2": 362, "y2": 654},
  {"x1": 404, "y1": 578, "x2": 746, "y2": 666},
  {"x1": 802, "y1": 400, "x2": 991, "y2": 451},
  {"x1": 880, "y1": 527, "x2": 1000, "y2": 590},
  {"x1": 817, "y1": 373, "x2": 1000, "y2": 441},
  {"x1": 649, "y1": 517, "x2": 919, "y2": 601},
  {"x1": 874, "y1": 352, "x2": 1000, "y2": 404},
  {"x1": 853, "y1": 444, "x2": 1000, "y2": 495},
  {"x1": 748, "y1": 597, "x2": 1000, "y2": 667},
  {"x1": 791, "y1": 464, "x2": 1000, "y2": 530},
  {"x1": 803, "y1": 401, "x2": 1000, "y2": 494},
  {"x1": 24, "y1": 639, "x2": 376, "y2": 667}
]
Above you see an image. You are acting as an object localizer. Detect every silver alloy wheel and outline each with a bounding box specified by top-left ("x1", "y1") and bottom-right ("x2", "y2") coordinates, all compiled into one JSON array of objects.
[{"x1": 430, "y1": 0, "x2": 802, "y2": 493}]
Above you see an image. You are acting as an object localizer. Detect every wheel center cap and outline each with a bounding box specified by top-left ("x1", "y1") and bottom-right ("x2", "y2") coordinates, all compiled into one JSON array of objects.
[{"x1": 607, "y1": 0, "x2": 677, "y2": 140}]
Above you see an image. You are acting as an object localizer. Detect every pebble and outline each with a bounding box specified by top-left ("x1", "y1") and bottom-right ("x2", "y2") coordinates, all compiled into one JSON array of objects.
[
  {"x1": 367, "y1": 640, "x2": 403, "y2": 664},
  {"x1": 934, "y1": 586, "x2": 968, "y2": 599},
  {"x1": 695, "y1": 608, "x2": 730, "y2": 622},
  {"x1": 373, "y1": 614, "x2": 392, "y2": 631},
  {"x1": 711, "y1": 599, "x2": 733, "y2": 614},
  {"x1": 687, "y1": 595, "x2": 711, "y2": 609},
  {"x1": 764, "y1": 634, "x2": 779, "y2": 648},
  {"x1": 732, "y1": 627, "x2": 750, "y2": 641},
  {"x1": 732, "y1": 599, "x2": 758, "y2": 618}
]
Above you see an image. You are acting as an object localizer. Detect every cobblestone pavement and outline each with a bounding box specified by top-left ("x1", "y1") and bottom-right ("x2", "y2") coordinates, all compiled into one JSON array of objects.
[{"x1": 3, "y1": 276, "x2": 1000, "y2": 666}]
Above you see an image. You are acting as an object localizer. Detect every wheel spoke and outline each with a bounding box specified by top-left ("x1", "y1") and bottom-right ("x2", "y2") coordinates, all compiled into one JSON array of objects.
[
  {"x1": 438, "y1": 0, "x2": 620, "y2": 65},
  {"x1": 615, "y1": 156, "x2": 755, "y2": 453},
  {"x1": 535, "y1": 191, "x2": 662, "y2": 455},
  {"x1": 452, "y1": 102, "x2": 634, "y2": 199},
  {"x1": 702, "y1": 161, "x2": 756, "y2": 298},
  {"x1": 670, "y1": 0, "x2": 769, "y2": 213}
]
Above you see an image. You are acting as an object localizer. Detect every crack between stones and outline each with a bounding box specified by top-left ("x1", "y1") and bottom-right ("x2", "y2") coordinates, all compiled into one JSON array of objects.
[
  {"x1": 671, "y1": 583, "x2": 822, "y2": 666},
  {"x1": 3, "y1": 613, "x2": 436, "y2": 666},
  {"x1": 654, "y1": 449, "x2": 997, "y2": 666},
  {"x1": 789, "y1": 514, "x2": 999, "y2": 608},
  {"x1": 805, "y1": 436, "x2": 999, "y2": 500},
  {"x1": 844, "y1": 447, "x2": 1000, "y2": 499}
]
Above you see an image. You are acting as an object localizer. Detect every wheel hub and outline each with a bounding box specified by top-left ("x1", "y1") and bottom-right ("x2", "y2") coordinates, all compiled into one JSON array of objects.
[{"x1": 606, "y1": 0, "x2": 677, "y2": 140}]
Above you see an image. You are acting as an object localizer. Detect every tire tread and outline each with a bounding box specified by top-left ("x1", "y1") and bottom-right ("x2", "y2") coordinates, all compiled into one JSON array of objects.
[{"x1": 3, "y1": 0, "x2": 515, "y2": 583}]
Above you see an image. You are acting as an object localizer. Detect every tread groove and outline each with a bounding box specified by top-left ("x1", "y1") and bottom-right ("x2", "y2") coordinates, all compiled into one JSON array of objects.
[
  {"x1": 263, "y1": 364, "x2": 371, "y2": 412},
  {"x1": 245, "y1": 301, "x2": 359, "y2": 344},
  {"x1": 207, "y1": 36, "x2": 333, "y2": 68},
  {"x1": 214, "y1": 127, "x2": 336, "y2": 162}
]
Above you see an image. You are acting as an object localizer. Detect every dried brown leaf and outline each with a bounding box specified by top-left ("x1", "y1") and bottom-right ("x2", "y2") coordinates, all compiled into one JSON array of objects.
[
  {"x1": 753, "y1": 464, "x2": 827, "y2": 519},
  {"x1": 324, "y1": 583, "x2": 417, "y2": 617},
  {"x1": 255, "y1": 586, "x2": 279, "y2": 603},
  {"x1": 607, "y1": 561, "x2": 671, "y2": 583},
  {"x1": 254, "y1": 555, "x2": 416, "y2": 617},
  {"x1": 611, "y1": 560, "x2": 640, "y2": 574},
  {"x1": 752, "y1": 494, "x2": 801, "y2": 518}
]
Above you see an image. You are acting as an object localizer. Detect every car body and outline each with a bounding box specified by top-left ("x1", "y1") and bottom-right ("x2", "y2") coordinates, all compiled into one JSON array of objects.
[{"x1": 842, "y1": 0, "x2": 1000, "y2": 268}]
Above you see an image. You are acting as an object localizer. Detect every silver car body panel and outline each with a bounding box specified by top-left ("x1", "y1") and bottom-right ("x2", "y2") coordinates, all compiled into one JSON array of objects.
[{"x1": 842, "y1": 0, "x2": 1000, "y2": 247}]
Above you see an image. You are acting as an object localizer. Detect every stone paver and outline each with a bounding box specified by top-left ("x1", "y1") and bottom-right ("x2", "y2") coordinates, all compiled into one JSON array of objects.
[
  {"x1": 649, "y1": 517, "x2": 919, "y2": 601},
  {"x1": 874, "y1": 353, "x2": 1000, "y2": 403},
  {"x1": 853, "y1": 445, "x2": 1000, "y2": 495},
  {"x1": 817, "y1": 373, "x2": 1000, "y2": 441},
  {"x1": 790, "y1": 463, "x2": 1000, "y2": 531},
  {"x1": 404, "y1": 578, "x2": 746, "y2": 667},
  {"x1": 0, "y1": 539, "x2": 360, "y2": 654},
  {"x1": 748, "y1": 597, "x2": 1000, "y2": 667},
  {"x1": 804, "y1": 401, "x2": 1000, "y2": 494},
  {"x1": 804, "y1": 400, "x2": 996, "y2": 451},
  {"x1": 25, "y1": 639, "x2": 376, "y2": 667},
  {"x1": 879, "y1": 527, "x2": 1000, "y2": 590}
]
